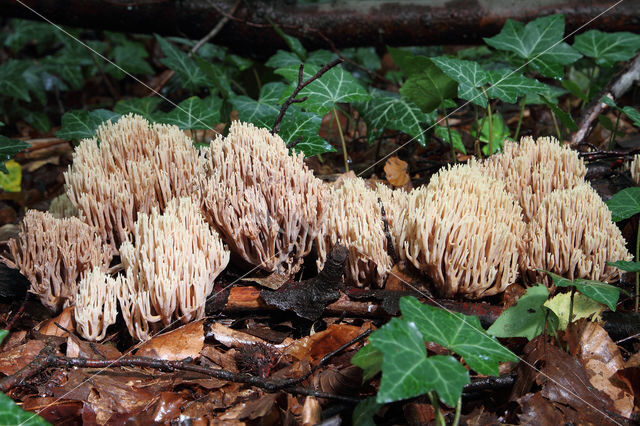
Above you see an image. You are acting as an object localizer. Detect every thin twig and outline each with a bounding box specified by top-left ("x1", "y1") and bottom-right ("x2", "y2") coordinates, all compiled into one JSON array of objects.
[
  {"x1": 272, "y1": 58, "x2": 343, "y2": 134},
  {"x1": 286, "y1": 136, "x2": 303, "y2": 150},
  {"x1": 378, "y1": 197, "x2": 399, "y2": 264}
]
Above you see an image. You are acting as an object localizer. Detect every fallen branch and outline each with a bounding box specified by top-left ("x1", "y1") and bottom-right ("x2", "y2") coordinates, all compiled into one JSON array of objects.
[
  {"x1": 570, "y1": 53, "x2": 640, "y2": 146},
  {"x1": 271, "y1": 58, "x2": 343, "y2": 134}
]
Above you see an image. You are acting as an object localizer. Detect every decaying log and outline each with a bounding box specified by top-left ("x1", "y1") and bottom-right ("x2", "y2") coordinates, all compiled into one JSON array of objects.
[{"x1": 4, "y1": 1, "x2": 639, "y2": 57}]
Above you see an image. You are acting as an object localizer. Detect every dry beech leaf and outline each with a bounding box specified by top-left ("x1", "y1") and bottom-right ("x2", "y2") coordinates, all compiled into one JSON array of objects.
[
  {"x1": 201, "y1": 345, "x2": 238, "y2": 372},
  {"x1": 0, "y1": 339, "x2": 45, "y2": 375},
  {"x1": 242, "y1": 273, "x2": 290, "y2": 290},
  {"x1": 207, "y1": 322, "x2": 292, "y2": 351},
  {"x1": 136, "y1": 321, "x2": 204, "y2": 361},
  {"x1": 0, "y1": 330, "x2": 27, "y2": 351},
  {"x1": 66, "y1": 335, "x2": 121, "y2": 360},
  {"x1": 219, "y1": 392, "x2": 280, "y2": 422},
  {"x1": 285, "y1": 323, "x2": 362, "y2": 364},
  {"x1": 384, "y1": 156, "x2": 410, "y2": 187},
  {"x1": 37, "y1": 306, "x2": 75, "y2": 337},
  {"x1": 301, "y1": 396, "x2": 321, "y2": 426}
]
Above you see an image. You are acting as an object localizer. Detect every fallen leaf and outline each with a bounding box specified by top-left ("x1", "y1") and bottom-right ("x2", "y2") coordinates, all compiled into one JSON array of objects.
[
  {"x1": 37, "y1": 306, "x2": 75, "y2": 337},
  {"x1": 66, "y1": 335, "x2": 122, "y2": 360},
  {"x1": 201, "y1": 345, "x2": 238, "y2": 372},
  {"x1": 317, "y1": 365, "x2": 362, "y2": 395},
  {"x1": 207, "y1": 322, "x2": 291, "y2": 351},
  {"x1": 0, "y1": 339, "x2": 45, "y2": 375},
  {"x1": 383, "y1": 156, "x2": 410, "y2": 187},
  {"x1": 219, "y1": 392, "x2": 280, "y2": 422},
  {"x1": 136, "y1": 321, "x2": 204, "y2": 361},
  {"x1": 544, "y1": 292, "x2": 604, "y2": 330},
  {"x1": 242, "y1": 272, "x2": 290, "y2": 290},
  {"x1": 0, "y1": 330, "x2": 27, "y2": 351},
  {"x1": 285, "y1": 323, "x2": 363, "y2": 364},
  {"x1": 301, "y1": 396, "x2": 321, "y2": 426},
  {"x1": 21, "y1": 396, "x2": 83, "y2": 425}
]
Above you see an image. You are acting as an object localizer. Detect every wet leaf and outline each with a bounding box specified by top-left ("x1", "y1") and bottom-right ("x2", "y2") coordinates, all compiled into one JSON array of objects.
[
  {"x1": 0, "y1": 340, "x2": 45, "y2": 375},
  {"x1": 488, "y1": 284, "x2": 554, "y2": 340},
  {"x1": 0, "y1": 392, "x2": 50, "y2": 426},
  {"x1": 544, "y1": 271, "x2": 625, "y2": 311},
  {"x1": 353, "y1": 396, "x2": 381, "y2": 426},
  {"x1": 573, "y1": 30, "x2": 640, "y2": 67},
  {"x1": 0, "y1": 160, "x2": 22, "y2": 192},
  {"x1": 136, "y1": 321, "x2": 204, "y2": 361},
  {"x1": 383, "y1": 156, "x2": 410, "y2": 187}
]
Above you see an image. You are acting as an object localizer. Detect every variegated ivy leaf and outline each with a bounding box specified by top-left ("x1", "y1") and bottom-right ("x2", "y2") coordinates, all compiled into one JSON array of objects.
[
  {"x1": 430, "y1": 57, "x2": 489, "y2": 107},
  {"x1": 573, "y1": 30, "x2": 640, "y2": 67},
  {"x1": 156, "y1": 96, "x2": 221, "y2": 130},
  {"x1": 486, "y1": 69, "x2": 549, "y2": 104}
]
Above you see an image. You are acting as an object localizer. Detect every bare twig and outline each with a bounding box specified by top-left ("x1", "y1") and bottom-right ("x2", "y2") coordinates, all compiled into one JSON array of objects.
[
  {"x1": 286, "y1": 136, "x2": 303, "y2": 150},
  {"x1": 378, "y1": 197, "x2": 399, "y2": 264},
  {"x1": 570, "y1": 53, "x2": 640, "y2": 146},
  {"x1": 149, "y1": 0, "x2": 241, "y2": 95},
  {"x1": 271, "y1": 58, "x2": 343, "y2": 134}
]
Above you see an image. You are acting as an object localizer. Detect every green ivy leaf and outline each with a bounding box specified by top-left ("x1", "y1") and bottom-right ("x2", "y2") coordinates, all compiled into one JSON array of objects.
[
  {"x1": 0, "y1": 392, "x2": 50, "y2": 426},
  {"x1": 306, "y1": 50, "x2": 338, "y2": 66},
  {"x1": 488, "y1": 285, "x2": 552, "y2": 340},
  {"x1": 0, "y1": 330, "x2": 6, "y2": 343},
  {"x1": 543, "y1": 271, "x2": 625, "y2": 311},
  {"x1": 155, "y1": 35, "x2": 208, "y2": 91},
  {"x1": 400, "y1": 296, "x2": 517, "y2": 376},
  {"x1": 605, "y1": 187, "x2": 640, "y2": 222},
  {"x1": 573, "y1": 30, "x2": 640, "y2": 67},
  {"x1": 470, "y1": 113, "x2": 510, "y2": 155},
  {"x1": 354, "y1": 89, "x2": 434, "y2": 146},
  {"x1": 622, "y1": 106, "x2": 640, "y2": 128},
  {"x1": 0, "y1": 60, "x2": 31, "y2": 102},
  {"x1": 342, "y1": 47, "x2": 381, "y2": 70},
  {"x1": 434, "y1": 125, "x2": 466, "y2": 154},
  {"x1": 194, "y1": 56, "x2": 234, "y2": 99},
  {"x1": 352, "y1": 397, "x2": 381, "y2": 426},
  {"x1": 544, "y1": 292, "x2": 605, "y2": 330},
  {"x1": 275, "y1": 64, "x2": 371, "y2": 115},
  {"x1": 55, "y1": 109, "x2": 121, "y2": 141},
  {"x1": 542, "y1": 96, "x2": 577, "y2": 131},
  {"x1": 16, "y1": 108, "x2": 50, "y2": 133},
  {"x1": 5, "y1": 18, "x2": 61, "y2": 52},
  {"x1": 265, "y1": 50, "x2": 301, "y2": 69},
  {"x1": 562, "y1": 79, "x2": 588, "y2": 102},
  {"x1": 485, "y1": 69, "x2": 549, "y2": 104},
  {"x1": 107, "y1": 39, "x2": 153, "y2": 78},
  {"x1": 0, "y1": 136, "x2": 29, "y2": 174},
  {"x1": 231, "y1": 82, "x2": 286, "y2": 128},
  {"x1": 269, "y1": 19, "x2": 306, "y2": 60},
  {"x1": 484, "y1": 15, "x2": 582, "y2": 78},
  {"x1": 157, "y1": 96, "x2": 221, "y2": 130},
  {"x1": 351, "y1": 344, "x2": 383, "y2": 382},
  {"x1": 430, "y1": 57, "x2": 489, "y2": 107},
  {"x1": 369, "y1": 317, "x2": 469, "y2": 406},
  {"x1": 114, "y1": 98, "x2": 162, "y2": 121},
  {"x1": 607, "y1": 260, "x2": 640, "y2": 273}
]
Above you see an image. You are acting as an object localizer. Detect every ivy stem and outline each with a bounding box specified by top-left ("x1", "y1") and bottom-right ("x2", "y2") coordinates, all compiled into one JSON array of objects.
[
  {"x1": 333, "y1": 106, "x2": 349, "y2": 172},
  {"x1": 550, "y1": 110, "x2": 562, "y2": 142},
  {"x1": 635, "y1": 221, "x2": 639, "y2": 312},
  {"x1": 428, "y1": 391, "x2": 445, "y2": 426},
  {"x1": 514, "y1": 100, "x2": 525, "y2": 141},
  {"x1": 452, "y1": 396, "x2": 462, "y2": 426},
  {"x1": 444, "y1": 109, "x2": 457, "y2": 163},
  {"x1": 609, "y1": 110, "x2": 621, "y2": 149},
  {"x1": 481, "y1": 88, "x2": 493, "y2": 155}
]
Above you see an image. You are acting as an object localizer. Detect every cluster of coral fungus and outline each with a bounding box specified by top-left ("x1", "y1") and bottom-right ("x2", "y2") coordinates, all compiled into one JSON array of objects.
[{"x1": 1, "y1": 114, "x2": 632, "y2": 341}]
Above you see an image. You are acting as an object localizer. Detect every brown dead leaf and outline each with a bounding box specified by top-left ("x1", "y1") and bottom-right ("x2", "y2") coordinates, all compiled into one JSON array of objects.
[
  {"x1": 202, "y1": 345, "x2": 238, "y2": 372},
  {"x1": 384, "y1": 262, "x2": 420, "y2": 291},
  {"x1": 317, "y1": 365, "x2": 362, "y2": 395},
  {"x1": 21, "y1": 396, "x2": 83, "y2": 425},
  {"x1": 302, "y1": 396, "x2": 321, "y2": 426},
  {"x1": 569, "y1": 320, "x2": 633, "y2": 418},
  {"x1": 0, "y1": 330, "x2": 27, "y2": 351},
  {"x1": 219, "y1": 392, "x2": 280, "y2": 422},
  {"x1": 85, "y1": 375, "x2": 159, "y2": 425},
  {"x1": 242, "y1": 272, "x2": 290, "y2": 290},
  {"x1": 0, "y1": 339, "x2": 45, "y2": 375},
  {"x1": 285, "y1": 323, "x2": 362, "y2": 364},
  {"x1": 37, "y1": 306, "x2": 75, "y2": 337},
  {"x1": 404, "y1": 402, "x2": 435, "y2": 425},
  {"x1": 136, "y1": 321, "x2": 204, "y2": 361},
  {"x1": 383, "y1": 156, "x2": 410, "y2": 187},
  {"x1": 66, "y1": 335, "x2": 122, "y2": 360},
  {"x1": 617, "y1": 351, "x2": 640, "y2": 411},
  {"x1": 207, "y1": 322, "x2": 292, "y2": 351}
]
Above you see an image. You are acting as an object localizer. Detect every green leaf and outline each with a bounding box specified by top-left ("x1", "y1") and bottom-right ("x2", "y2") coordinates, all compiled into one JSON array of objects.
[
  {"x1": 5, "y1": 18, "x2": 61, "y2": 52},
  {"x1": 488, "y1": 285, "x2": 551, "y2": 340},
  {"x1": 0, "y1": 330, "x2": 6, "y2": 343},
  {"x1": 434, "y1": 125, "x2": 466, "y2": 154},
  {"x1": 607, "y1": 260, "x2": 640, "y2": 273},
  {"x1": 0, "y1": 60, "x2": 31, "y2": 102},
  {"x1": 342, "y1": 47, "x2": 381, "y2": 70},
  {"x1": 0, "y1": 135, "x2": 30, "y2": 174},
  {"x1": 400, "y1": 296, "x2": 517, "y2": 376},
  {"x1": 352, "y1": 344, "x2": 383, "y2": 382},
  {"x1": 369, "y1": 317, "x2": 469, "y2": 406},
  {"x1": 18, "y1": 109, "x2": 51, "y2": 133},
  {"x1": 194, "y1": 56, "x2": 234, "y2": 99},
  {"x1": 157, "y1": 96, "x2": 221, "y2": 130},
  {"x1": 355, "y1": 89, "x2": 434, "y2": 146},
  {"x1": 231, "y1": 82, "x2": 287, "y2": 128},
  {"x1": 484, "y1": 15, "x2": 582, "y2": 78},
  {"x1": 107, "y1": 39, "x2": 153, "y2": 78},
  {"x1": 562, "y1": 79, "x2": 588, "y2": 102},
  {"x1": 0, "y1": 160, "x2": 22, "y2": 192},
  {"x1": 486, "y1": 69, "x2": 549, "y2": 104},
  {"x1": 155, "y1": 35, "x2": 208, "y2": 91},
  {"x1": 544, "y1": 292, "x2": 605, "y2": 330},
  {"x1": 306, "y1": 50, "x2": 338, "y2": 66},
  {"x1": 114, "y1": 98, "x2": 162, "y2": 120},
  {"x1": 265, "y1": 50, "x2": 301, "y2": 69},
  {"x1": 269, "y1": 19, "x2": 306, "y2": 60},
  {"x1": 470, "y1": 113, "x2": 510, "y2": 155},
  {"x1": 543, "y1": 271, "x2": 625, "y2": 311},
  {"x1": 55, "y1": 109, "x2": 120, "y2": 141},
  {"x1": 352, "y1": 397, "x2": 381, "y2": 426},
  {"x1": 622, "y1": 106, "x2": 640, "y2": 128},
  {"x1": 573, "y1": 30, "x2": 640, "y2": 67},
  {"x1": 0, "y1": 392, "x2": 50, "y2": 425},
  {"x1": 542, "y1": 96, "x2": 578, "y2": 131},
  {"x1": 605, "y1": 187, "x2": 640, "y2": 222},
  {"x1": 431, "y1": 57, "x2": 489, "y2": 107},
  {"x1": 275, "y1": 64, "x2": 371, "y2": 115}
]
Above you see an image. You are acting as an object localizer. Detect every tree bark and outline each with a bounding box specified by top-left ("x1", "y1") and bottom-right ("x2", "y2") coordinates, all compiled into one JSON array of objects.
[{"x1": 4, "y1": 0, "x2": 639, "y2": 58}]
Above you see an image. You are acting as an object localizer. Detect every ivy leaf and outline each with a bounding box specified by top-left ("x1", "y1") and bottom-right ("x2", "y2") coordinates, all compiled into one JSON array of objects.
[
  {"x1": 269, "y1": 19, "x2": 306, "y2": 60},
  {"x1": 0, "y1": 60, "x2": 31, "y2": 102},
  {"x1": 0, "y1": 136, "x2": 30, "y2": 174},
  {"x1": 194, "y1": 56, "x2": 234, "y2": 99},
  {"x1": 354, "y1": 89, "x2": 434, "y2": 146},
  {"x1": 622, "y1": 106, "x2": 640, "y2": 128},
  {"x1": 352, "y1": 344, "x2": 383, "y2": 382},
  {"x1": 561, "y1": 79, "x2": 588, "y2": 102},
  {"x1": 306, "y1": 50, "x2": 338, "y2": 66},
  {"x1": 0, "y1": 392, "x2": 50, "y2": 426},
  {"x1": 55, "y1": 109, "x2": 120, "y2": 142},
  {"x1": 573, "y1": 30, "x2": 640, "y2": 67},
  {"x1": 488, "y1": 285, "x2": 552, "y2": 340},
  {"x1": 16, "y1": 107, "x2": 50, "y2": 133},
  {"x1": 400, "y1": 296, "x2": 517, "y2": 376},
  {"x1": 605, "y1": 187, "x2": 640, "y2": 222},
  {"x1": 157, "y1": 96, "x2": 221, "y2": 130},
  {"x1": 542, "y1": 96, "x2": 577, "y2": 131},
  {"x1": 279, "y1": 109, "x2": 335, "y2": 157},
  {"x1": 434, "y1": 125, "x2": 466, "y2": 154},
  {"x1": 0, "y1": 160, "x2": 22, "y2": 192},
  {"x1": 231, "y1": 82, "x2": 286, "y2": 128},
  {"x1": 543, "y1": 271, "x2": 625, "y2": 311},
  {"x1": 0, "y1": 330, "x2": 6, "y2": 343},
  {"x1": 5, "y1": 18, "x2": 61, "y2": 52},
  {"x1": 114, "y1": 98, "x2": 162, "y2": 121},
  {"x1": 352, "y1": 397, "x2": 381, "y2": 426},
  {"x1": 369, "y1": 317, "x2": 469, "y2": 406},
  {"x1": 265, "y1": 50, "x2": 301, "y2": 69},
  {"x1": 607, "y1": 260, "x2": 640, "y2": 273},
  {"x1": 470, "y1": 112, "x2": 510, "y2": 155},
  {"x1": 107, "y1": 39, "x2": 153, "y2": 78},
  {"x1": 485, "y1": 69, "x2": 549, "y2": 104},
  {"x1": 544, "y1": 292, "x2": 605, "y2": 330},
  {"x1": 431, "y1": 57, "x2": 489, "y2": 107},
  {"x1": 342, "y1": 47, "x2": 381, "y2": 70},
  {"x1": 155, "y1": 35, "x2": 208, "y2": 91},
  {"x1": 484, "y1": 15, "x2": 582, "y2": 78},
  {"x1": 275, "y1": 64, "x2": 371, "y2": 115}
]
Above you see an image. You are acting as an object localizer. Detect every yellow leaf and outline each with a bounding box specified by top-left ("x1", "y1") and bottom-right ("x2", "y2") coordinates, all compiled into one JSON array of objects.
[
  {"x1": 544, "y1": 292, "x2": 604, "y2": 330},
  {"x1": 0, "y1": 160, "x2": 22, "y2": 192}
]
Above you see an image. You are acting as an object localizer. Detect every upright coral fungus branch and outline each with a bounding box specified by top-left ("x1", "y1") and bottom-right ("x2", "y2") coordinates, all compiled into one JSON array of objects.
[
  {"x1": 74, "y1": 268, "x2": 119, "y2": 341},
  {"x1": 403, "y1": 164, "x2": 525, "y2": 299},
  {"x1": 203, "y1": 121, "x2": 327, "y2": 275},
  {"x1": 117, "y1": 197, "x2": 229, "y2": 341},
  {"x1": 2, "y1": 210, "x2": 113, "y2": 312},
  {"x1": 64, "y1": 114, "x2": 205, "y2": 253}
]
